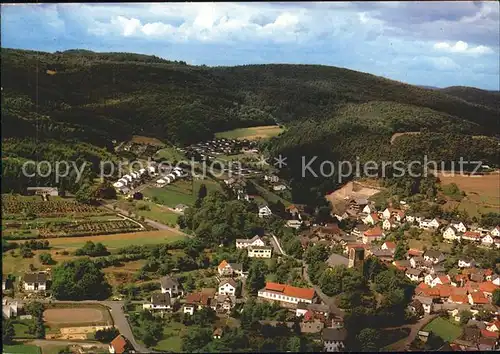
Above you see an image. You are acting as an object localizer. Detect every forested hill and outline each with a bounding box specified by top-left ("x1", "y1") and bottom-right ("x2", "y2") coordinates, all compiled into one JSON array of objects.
[
  {"x1": 439, "y1": 86, "x2": 500, "y2": 111},
  {"x1": 2, "y1": 48, "x2": 499, "y2": 149}
]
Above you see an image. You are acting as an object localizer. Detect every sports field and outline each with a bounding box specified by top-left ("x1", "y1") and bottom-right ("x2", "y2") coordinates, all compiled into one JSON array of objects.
[{"x1": 215, "y1": 125, "x2": 284, "y2": 140}]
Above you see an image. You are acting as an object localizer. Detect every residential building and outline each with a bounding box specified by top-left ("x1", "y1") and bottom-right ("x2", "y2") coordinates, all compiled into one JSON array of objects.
[
  {"x1": 490, "y1": 226, "x2": 500, "y2": 237},
  {"x1": 258, "y1": 282, "x2": 316, "y2": 306},
  {"x1": 26, "y1": 187, "x2": 59, "y2": 197},
  {"x1": 23, "y1": 272, "x2": 47, "y2": 292},
  {"x1": 419, "y1": 218, "x2": 440, "y2": 229},
  {"x1": 362, "y1": 204, "x2": 376, "y2": 214},
  {"x1": 213, "y1": 328, "x2": 223, "y2": 339},
  {"x1": 218, "y1": 279, "x2": 237, "y2": 296},
  {"x1": 183, "y1": 292, "x2": 217, "y2": 315},
  {"x1": 486, "y1": 320, "x2": 500, "y2": 332},
  {"x1": 174, "y1": 204, "x2": 188, "y2": 213},
  {"x1": 295, "y1": 302, "x2": 331, "y2": 318},
  {"x1": 160, "y1": 275, "x2": 181, "y2": 297},
  {"x1": 407, "y1": 248, "x2": 424, "y2": 258},
  {"x1": 235, "y1": 235, "x2": 265, "y2": 249},
  {"x1": 272, "y1": 184, "x2": 287, "y2": 191},
  {"x1": 322, "y1": 328, "x2": 347, "y2": 352},
  {"x1": 458, "y1": 258, "x2": 476, "y2": 268},
  {"x1": 2, "y1": 299, "x2": 18, "y2": 319},
  {"x1": 406, "y1": 268, "x2": 425, "y2": 282},
  {"x1": 363, "y1": 213, "x2": 380, "y2": 225},
  {"x1": 462, "y1": 231, "x2": 482, "y2": 242},
  {"x1": 481, "y1": 234, "x2": 494, "y2": 247},
  {"x1": 215, "y1": 294, "x2": 236, "y2": 314},
  {"x1": 142, "y1": 293, "x2": 172, "y2": 314},
  {"x1": 286, "y1": 220, "x2": 303, "y2": 229},
  {"x1": 217, "y1": 260, "x2": 243, "y2": 277},
  {"x1": 248, "y1": 245, "x2": 272, "y2": 258},
  {"x1": 468, "y1": 291, "x2": 489, "y2": 305},
  {"x1": 381, "y1": 241, "x2": 396, "y2": 252},
  {"x1": 382, "y1": 218, "x2": 398, "y2": 231},
  {"x1": 431, "y1": 275, "x2": 451, "y2": 288},
  {"x1": 450, "y1": 221, "x2": 467, "y2": 233},
  {"x1": 382, "y1": 208, "x2": 405, "y2": 221},
  {"x1": 264, "y1": 174, "x2": 279, "y2": 183},
  {"x1": 413, "y1": 296, "x2": 434, "y2": 314},
  {"x1": 109, "y1": 335, "x2": 130, "y2": 354},
  {"x1": 258, "y1": 205, "x2": 273, "y2": 218},
  {"x1": 423, "y1": 250, "x2": 445, "y2": 264},
  {"x1": 443, "y1": 226, "x2": 461, "y2": 242},
  {"x1": 362, "y1": 226, "x2": 385, "y2": 244}
]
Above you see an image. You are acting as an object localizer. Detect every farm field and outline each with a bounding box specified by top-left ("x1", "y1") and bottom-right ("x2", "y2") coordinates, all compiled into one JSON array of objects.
[
  {"x1": 154, "y1": 146, "x2": 187, "y2": 161},
  {"x1": 131, "y1": 135, "x2": 165, "y2": 146},
  {"x1": 215, "y1": 125, "x2": 284, "y2": 140},
  {"x1": 116, "y1": 200, "x2": 179, "y2": 226},
  {"x1": 438, "y1": 172, "x2": 500, "y2": 217},
  {"x1": 423, "y1": 317, "x2": 462, "y2": 342},
  {"x1": 37, "y1": 230, "x2": 187, "y2": 249},
  {"x1": 142, "y1": 178, "x2": 222, "y2": 207},
  {"x1": 3, "y1": 344, "x2": 42, "y2": 354},
  {"x1": 102, "y1": 260, "x2": 147, "y2": 287},
  {"x1": 1, "y1": 195, "x2": 143, "y2": 239}
]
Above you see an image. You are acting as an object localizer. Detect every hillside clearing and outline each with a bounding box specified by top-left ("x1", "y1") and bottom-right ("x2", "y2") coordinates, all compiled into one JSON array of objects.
[
  {"x1": 215, "y1": 125, "x2": 284, "y2": 140},
  {"x1": 131, "y1": 135, "x2": 165, "y2": 146}
]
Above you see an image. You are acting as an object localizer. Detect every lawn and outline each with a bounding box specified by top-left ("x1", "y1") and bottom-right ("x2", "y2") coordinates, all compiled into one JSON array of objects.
[
  {"x1": 143, "y1": 179, "x2": 222, "y2": 207},
  {"x1": 153, "y1": 321, "x2": 186, "y2": 353},
  {"x1": 3, "y1": 344, "x2": 42, "y2": 354},
  {"x1": 13, "y1": 320, "x2": 35, "y2": 339},
  {"x1": 251, "y1": 181, "x2": 291, "y2": 206},
  {"x1": 215, "y1": 125, "x2": 284, "y2": 140},
  {"x1": 423, "y1": 317, "x2": 463, "y2": 342},
  {"x1": 117, "y1": 200, "x2": 180, "y2": 226},
  {"x1": 154, "y1": 146, "x2": 186, "y2": 162}
]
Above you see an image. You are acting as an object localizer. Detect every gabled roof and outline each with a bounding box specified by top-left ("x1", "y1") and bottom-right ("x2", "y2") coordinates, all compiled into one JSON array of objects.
[
  {"x1": 151, "y1": 293, "x2": 171, "y2": 306},
  {"x1": 449, "y1": 294, "x2": 468, "y2": 304},
  {"x1": 262, "y1": 282, "x2": 315, "y2": 300},
  {"x1": 479, "y1": 281, "x2": 498, "y2": 293},
  {"x1": 219, "y1": 278, "x2": 237, "y2": 288},
  {"x1": 160, "y1": 275, "x2": 179, "y2": 289},
  {"x1": 23, "y1": 272, "x2": 47, "y2": 283},
  {"x1": 383, "y1": 241, "x2": 396, "y2": 249},
  {"x1": 218, "y1": 260, "x2": 229, "y2": 270},
  {"x1": 481, "y1": 329, "x2": 499, "y2": 339},
  {"x1": 463, "y1": 231, "x2": 481, "y2": 239},
  {"x1": 423, "y1": 250, "x2": 443, "y2": 259},
  {"x1": 322, "y1": 328, "x2": 347, "y2": 341},
  {"x1": 469, "y1": 291, "x2": 489, "y2": 304},
  {"x1": 110, "y1": 335, "x2": 128, "y2": 354},
  {"x1": 364, "y1": 226, "x2": 383, "y2": 237}
]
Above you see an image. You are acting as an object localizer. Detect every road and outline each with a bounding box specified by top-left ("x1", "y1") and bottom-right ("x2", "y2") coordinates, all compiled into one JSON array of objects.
[
  {"x1": 270, "y1": 233, "x2": 344, "y2": 317},
  {"x1": 103, "y1": 203, "x2": 192, "y2": 238},
  {"x1": 384, "y1": 314, "x2": 437, "y2": 351},
  {"x1": 269, "y1": 233, "x2": 286, "y2": 255}
]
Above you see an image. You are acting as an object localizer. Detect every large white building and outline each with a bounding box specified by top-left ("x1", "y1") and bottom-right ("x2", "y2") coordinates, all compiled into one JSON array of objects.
[
  {"x1": 235, "y1": 235, "x2": 265, "y2": 249},
  {"x1": 248, "y1": 246, "x2": 273, "y2": 258},
  {"x1": 258, "y1": 282, "x2": 316, "y2": 306}
]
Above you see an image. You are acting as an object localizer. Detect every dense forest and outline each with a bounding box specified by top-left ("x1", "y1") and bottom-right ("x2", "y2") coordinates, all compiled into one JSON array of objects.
[{"x1": 2, "y1": 48, "x2": 499, "y2": 194}]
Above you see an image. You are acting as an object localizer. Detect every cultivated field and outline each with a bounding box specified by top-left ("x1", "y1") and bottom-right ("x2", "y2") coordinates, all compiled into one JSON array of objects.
[
  {"x1": 38, "y1": 230, "x2": 187, "y2": 249},
  {"x1": 2, "y1": 195, "x2": 143, "y2": 239},
  {"x1": 131, "y1": 135, "x2": 165, "y2": 146},
  {"x1": 142, "y1": 179, "x2": 222, "y2": 207},
  {"x1": 326, "y1": 180, "x2": 383, "y2": 213},
  {"x1": 438, "y1": 172, "x2": 500, "y2": 216},
  {"x1": 215, "y1": 125, "x2": 284, "y2": 140}
]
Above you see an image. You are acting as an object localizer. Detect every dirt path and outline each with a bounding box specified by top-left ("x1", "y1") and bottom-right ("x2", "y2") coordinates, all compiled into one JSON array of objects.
[{"x1": 384, "y1": 314, "x2": 437, "y2": 351}]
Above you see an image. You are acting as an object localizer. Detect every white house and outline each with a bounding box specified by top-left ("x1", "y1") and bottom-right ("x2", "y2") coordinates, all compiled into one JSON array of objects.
[
  {"x1": 258, "y1": 282, "x2": 316, "y2": 306},
  {"x1": 362, "y1": 204, "x2": 376, "y2": 214},
  {"x1": 486, "y1": 321, "x2": 500, "y2": 332},
  {"x1": 235, "y1": 235, "x2": 265, "y2": 249},
  {"x1": 174, "y1": 204, "x2": 188, "y2": 213},
  {"x1": 23, "y1": 272, "x2": 47, "y2": 292},
  {"x1": 286, "y1": 220, "x2": 303, "y2": 229},
  {"x1": 419, "y1": 218, "x2": 440, "y2": 229},
  {"x1": 481, "y1": 234, "x2": 494, "y2": 247},
  {"x1": 423, "y1": 250, "x2": 445, "y2": 264},
  {"x1": 406, "y1": 268, "x2": 424, "y2": 282},
  {"x1": 382, "y1": 208, "x2": 405, "y2": 222},
  {"x1": 272, "y1": 184, "x2": 287, "y2": 191},
  {"x1": 431, "y1": 275, "x2": 451, "y2": 288},
  {"x1": 258, "y1": 205, "x2": 273, "y2": 218},
  {"x1": 490, "y1": 226, "x2": 500, "y2": 237},
  {"x1": 248, "y1": 246, "x2": 273, "y2": 258},
  {"x1": 363, "y1": 213, "x2": 380, "y2": 225},
  {"x1": 450, "y1": 221, "x2": 467, "y2": 233},
  {"x1": 424, "y1": 274, "x2": 435, "y2": 286},
  {"x1": 142, "y1": 293, "x2": 172, "y2": 313},
  {"x1": 155, "y1": 179, "x2": 166, "y2": 187},
  {"x1": 443, "y1": 226, "x2": 461, "y2": 242},
  {"x1": 414, "y1": 296, "x2": 434, "y2": 314},
  {"x1": 217, "y1": 260, "x2": 243, "y2": 277},
  {"x1": 264, "y1": 175, "x2": 279, "y2": 183},
  {"x1": 322, "y1": 328, "x2": 347, "y2": 352},
  {"x1": 160, "y1": 275, "x2": 181, "y2": 297},
  {"x1": 382, "y1": 219, "x2": 397, "y2": 231},
  {"x1": 458, "y1": 258, "x2": 476, "y2": 268},
  {"x1": 218, "y1": 279, "x2": 237, "y2": 296},
  {"x1": 2, "y1": 299, "x2": 18, "y2": 319}
]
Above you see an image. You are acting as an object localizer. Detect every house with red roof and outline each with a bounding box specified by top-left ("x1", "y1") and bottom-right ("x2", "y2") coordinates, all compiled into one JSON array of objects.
[
  {"x1": 479, "y1": 281, "x2": 498, "y2": 297},
  {"x1": 407, "y1": 248, "x2": 424, "y2": 258},
  {"x1": 258, "y1": 282, "x2": 316, "y2": 306},
  {"x1": 381, "y1": 241, "x2": 396, "y2": 252},
  {"x1": 217, "y1": 260, "x2": 243, "y2": 277},
  {"x1": 362, "y1": 226, "x2": 385, "y2": 244},
  {"x1": 468, "y1": 291, "x2": 489, "y2": 305},
  {"x1": 481, "y1": 329, "x2": 499, "y2": 339},
  {"x1": 486, "y1": 320, "x2": 500, "y2": 332},
  {"x1": 462, "y1": 231, "x2": 482, "y2": 242},
  {"x1": 109, "y1": 335, "x2": 131, "y2": 354},
  {"x1": 448, "y1": 294, "x2": 468, "y2": 304},
  {"x1": 363, "y1": 213, "x2": 380, "y2": 225},
  {"x1": 431, "y1": 275, "x2": 451, "y2": 288}
]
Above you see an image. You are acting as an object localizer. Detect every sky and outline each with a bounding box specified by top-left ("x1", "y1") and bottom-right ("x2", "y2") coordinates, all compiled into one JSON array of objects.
[{"x1": 1, "y1": 2, "x2": 499, "y2": 90}]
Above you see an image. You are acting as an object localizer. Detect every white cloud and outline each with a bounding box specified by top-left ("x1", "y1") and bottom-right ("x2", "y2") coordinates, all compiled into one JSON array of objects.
[{"x1": 433, "y1": 40, "x2": 494, "y2": 55}]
